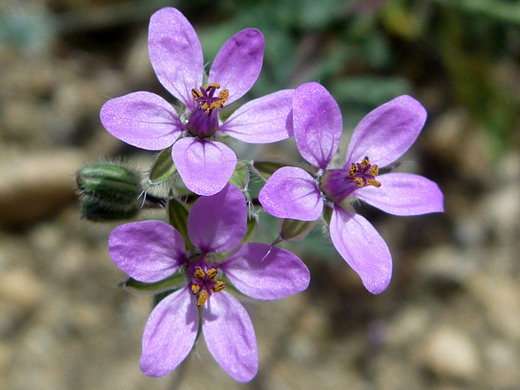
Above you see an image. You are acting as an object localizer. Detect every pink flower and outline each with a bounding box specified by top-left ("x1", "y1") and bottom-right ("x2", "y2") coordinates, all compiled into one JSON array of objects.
[
  {"x1": 109, "y1": 185, "x2": 310, "y2": 381},
  {"x1": 100, "y1": 8, "x2": 293, "y2": 196},
  {"x1": 259, "y1": 82, "x2": 444, "y2": 294}
]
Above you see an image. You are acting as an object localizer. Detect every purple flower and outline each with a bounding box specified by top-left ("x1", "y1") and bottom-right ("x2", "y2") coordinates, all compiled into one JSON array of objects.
[
  {"x1": 109, "y1": 184, "x2": 310, "y2": 381},
  {"x1": 259, "y1": 82, "x2": 444, "y2": 294},
  {"x1": 100, "y1": 7, "x2": 294, "y2": 196}
]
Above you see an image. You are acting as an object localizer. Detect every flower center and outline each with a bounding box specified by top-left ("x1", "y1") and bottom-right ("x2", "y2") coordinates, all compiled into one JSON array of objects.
[
  {"x1": 191, "y1": 83, "x2": 229, "y2": 114},
  {"x1": 189, "y1": 265, "x2": 226, "y2": 307},
  {"x1": 319, "y1": 156, "x2": 381, "y2": 203},
  {"x1": 348, "y1": 156, "x2": 381, "y2": 189},
  {"x1": 186, "y1": 83, "x2": 229, "y2": 139}
]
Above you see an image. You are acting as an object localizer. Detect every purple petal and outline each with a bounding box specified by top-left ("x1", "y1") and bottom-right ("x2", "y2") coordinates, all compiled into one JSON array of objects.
[
  {"x1": 259, "y1": 166, "x2": 323, "y2": 221},
  {"x1": 355, "y1": 173, "x2": 444, "y2": 216},
  {"x1": 188, "y1": 184, "x2": 247, "y2": 253},
  {"x1": 208, "y1": 28, "x2": 264, "y2": 106},
  {"x1": 222, "y1": 243, "x2": 310, "y2": 300},
  {"x1": 345, "y1": 95, "x2": 427, "y2": 168},
  {"x1": 220, "y1": 89, "x2": 294, "y2": 143},
  {"x1": 109, "y1": 221, "x2": 185, "y2": 283},
  {"x1": 171, "y1": 138, "x2": 237, "y2": 196},
  {"x1": 329, "y1": 207, "x2": 392, "y2": 294},
  {"x1": 293, "y1": 82, "x2": 343, "y2": 169},
  {"x1": 140, "y1": 287, "x2": 198, "y2": 377},
  {"x1": 100, "y1": 92, "x2": 183, "y2": 150},
  {"x1": 203, "y1": 291, "x2": 258, "y2": 382},
  {"x1": 148, "y1": 8, "x2": 203, "y2": 109}
]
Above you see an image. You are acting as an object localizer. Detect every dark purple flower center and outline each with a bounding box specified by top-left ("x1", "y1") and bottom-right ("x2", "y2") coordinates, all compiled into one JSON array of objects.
[
  {"x1": 186, "y1": 83, "x2": 229, "y2": 138},
  {"x1": 189, "y1": 263, "x2": 226, "y2": 307},
  {"x1": 320, "y1": 156, "x2": 381, "y2": 203}
]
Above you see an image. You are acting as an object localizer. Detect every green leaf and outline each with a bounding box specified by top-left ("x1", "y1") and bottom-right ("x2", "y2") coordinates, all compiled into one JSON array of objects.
[
  {"x1": 168, "y1": 198, "x2": 194, "y2": 250},
  {"x1": 148, "y1": 146, "x2": 176, "y2": 185}
]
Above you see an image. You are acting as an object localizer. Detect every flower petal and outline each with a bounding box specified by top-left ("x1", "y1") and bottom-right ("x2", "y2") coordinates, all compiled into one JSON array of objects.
[
  {"x1": 293, "y1": 82, "x2": 343, "y2": 169},
  {"x1": 259, "y1": 166, "x2": 322, "y2": 221},
  {"x1": 109, "y1": 221, "x2": 185, "y2": 282},
  {"x1": 188, "y1": 184, "x2": 247, "y2": 253},
  {"x1": 203, "y1": 291, "x2": 258, "y2": 382},
  {"x1": 220, "y1": 89, "x2": 294, "y2": 143},
  {"x1": 222, "y1": 243, "x2": 310, "y2": 300},
  {"x1": 100, "y1": 92, "x2": 183, "y2": 150},
  {"x1": 355, "y1": 173, "x2": 444, "y2": 216},
  {"x1": 329, "y1": 207, "x2": 392, "y2": 294},
  {"x1": 345, "y1": 95, "x2": 427, "y2": 168},
  {"x1": 148, "y1": 7, "x2": 203, "y2": 109},
  {"x1": 140, "y1": 287, "x2": 198, "y2": 377},
  {"x1": 208, "y1": 28, "x2": 264, "y2": 106},
  {"x1": 171, "y1": 138, "x2": 237, "y2": 196}
]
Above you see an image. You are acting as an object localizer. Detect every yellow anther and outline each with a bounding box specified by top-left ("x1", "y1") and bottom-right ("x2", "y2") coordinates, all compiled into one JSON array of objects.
[
  {"x1": 349, "y1": 164, "x2": 358, "y2": 178},
  {"x1": 192, "y1": 89, "x2": 202, "y2": 99},
  {"x1": 194, "y1": 266, "x2": 205, "y2": 280},
  {"x1": 353, "y1": 177, "x2": 364, "y2": 188},
  {"x1": 191, "y1": 283, "x2": 201, "y2": 295},
  {"x1": 366, "y1": 179, "x2": 381, "y2": 188},
  {"x1": 361, "y1": 156, "x2": 370, "y2": 168},
  {"x1": 368, "y1": 164, "x2": 379, "y2": 176},
  {"x1": 211, "y1": 281, "x2": 227, "y2": 293},
  {"x1": 205, "y1": 83, "x2": 221, "y2": 89},
  {"x1": 206, "y1": 268, "x2": 218, "y2": 280},
  {"x1": 219, "y1": 89, "x2": 229, "y2": 102},
  {"x1": 196, "y1": 290, "x2": 209, "y2": 307}
]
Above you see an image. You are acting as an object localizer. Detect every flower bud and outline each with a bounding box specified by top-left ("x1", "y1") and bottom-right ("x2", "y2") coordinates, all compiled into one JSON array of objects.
[
  {"x1": 278, "y1": 218, "x2": 317, "y2": 242},
  {"x1": 76, "y1": 162, "x2": 143, "y2": 205},
  {"x1": 76, "y1": 162, "x2": 143, "y2": 221}
]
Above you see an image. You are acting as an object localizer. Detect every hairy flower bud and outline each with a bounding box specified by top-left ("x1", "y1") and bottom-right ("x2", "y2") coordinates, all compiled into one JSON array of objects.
[{"x1": 76, "y1": 162, "x2": 143, "y2": 221}]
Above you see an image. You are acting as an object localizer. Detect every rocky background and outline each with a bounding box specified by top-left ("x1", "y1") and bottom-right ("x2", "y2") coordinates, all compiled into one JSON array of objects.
[{"x1": 1, "y1": 1, "x2": 519, "y2": 389}]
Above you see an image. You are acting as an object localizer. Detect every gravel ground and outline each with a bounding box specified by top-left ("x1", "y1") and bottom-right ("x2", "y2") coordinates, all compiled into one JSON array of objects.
[{"x1": 1, "y1": 2, "x2": 519, "y2": 389}]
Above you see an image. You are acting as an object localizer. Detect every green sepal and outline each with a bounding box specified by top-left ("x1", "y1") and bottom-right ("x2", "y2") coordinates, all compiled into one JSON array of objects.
[
  {"x1": 152, "y1": 290, "x2": 176, "y2": 308},
  {"x1": 120, "y1": 271, "x2": 185, "y2": 296},
  {"x1": 323, "y1": 206, "x2": 333, "y2": 226},
  {"x1": 252, "y1": 159, "x2": 318, "y2": 181},
  {"x1": 229, "y1": 161, "x2": 250, "y2": 190},
  {"x1": 278, "y1": 218, "x2": 317, "y2": 242},
  {"x1": 148, "y1": 147, "x2": 177, "y2": 185},
  {"x1": 251, "y1": 159, "x2": 287, "y2": 180},
  {"x1": 168, "y1": 198, "x2": 194, "y2": 250},
  {"x1": 80, "y1": 199, "x2": 139, "y2": 222},
  {"x1": 76, "y1": 162, "x2": 142, "y2": 205},
  {"x1": 243, "y1": 214, "x2": 259, "y2": 243}
]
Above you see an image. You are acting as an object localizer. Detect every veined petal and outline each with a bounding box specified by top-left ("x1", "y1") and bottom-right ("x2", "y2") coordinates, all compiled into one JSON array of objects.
[
  {"x1": 100, "y1": 92, "x2": 183, "y2": 150},
  {"x1": 188, "y1": 184, "x2": 247, "y2": 253},
  {"x1": 329, "y1": 207, "x2": 392, "y2": 294},
  {"x1": 171, "y1": 138, "x2": 237, "y2": 196},
  {"x1": 203, "y1": 291, "x2": 258, "y2": 382},
  {"x1": 109, "y1": 221, "x2": 185, "y2": 282},
  {"x1": 220, "y1": 90, "x2": 294, "y2": 143},
  {"x1": 293, "y1": 82, "x2": 342, "y2": 169},
  {"x1": 355, "y1": 173, "x2": 444, "y2": 216},
  {"x1": 259, "y1": 166, "x2": 322, "y2": 221},
  {"x1": 345, "y1": 95, "x2": 427, "y2": 168},
  {"x1": 148, "y1": 7, "x2": 203, "y2": 109},
  {"x1": 208, "y1": 28, "x2": 264, "y2": 106},
  {"x1": 140, "y1": 288, "x2": 198, "y2": 377},
  {"x1": 222, "y1": 243, "x2": 310, "y2": 300}
]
